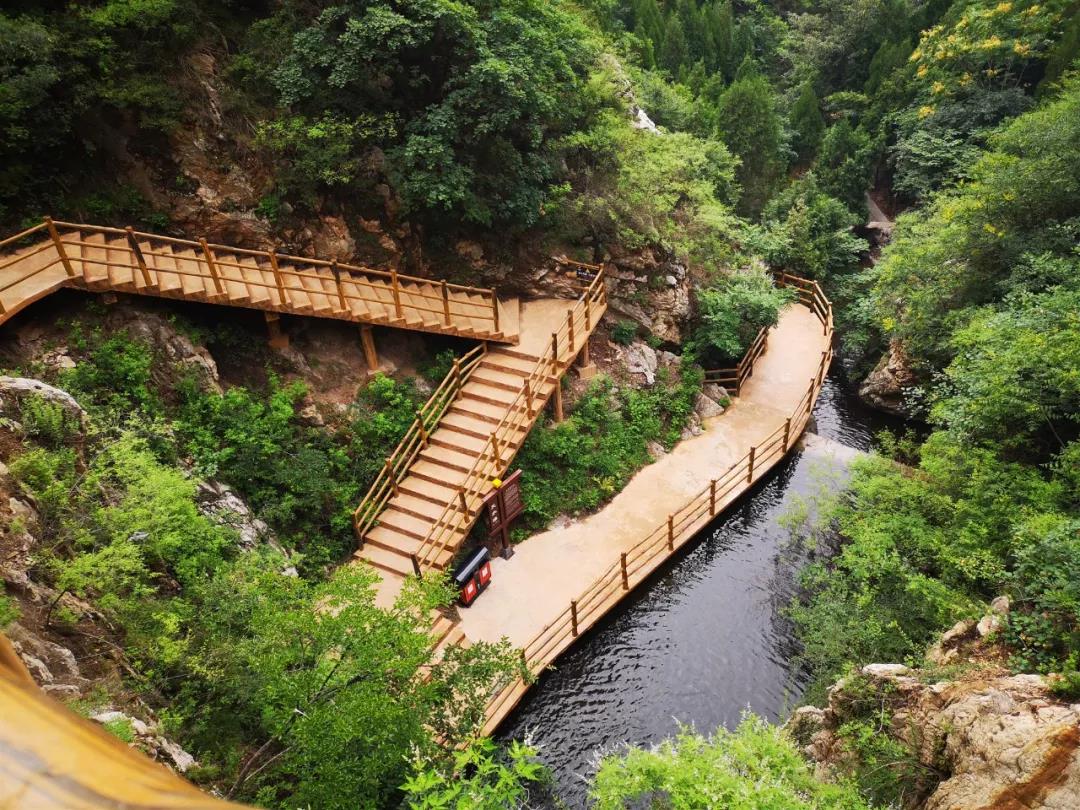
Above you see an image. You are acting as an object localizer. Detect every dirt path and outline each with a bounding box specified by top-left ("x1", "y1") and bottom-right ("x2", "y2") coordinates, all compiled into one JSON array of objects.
[{"x1": 459, "y1": 304, "x2": 829, "y2": 647}]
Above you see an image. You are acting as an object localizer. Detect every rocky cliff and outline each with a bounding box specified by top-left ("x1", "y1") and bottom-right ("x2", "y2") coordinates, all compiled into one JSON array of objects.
[{"x1": 788, "y1": 600, "x2": 1080, "y2": 809}]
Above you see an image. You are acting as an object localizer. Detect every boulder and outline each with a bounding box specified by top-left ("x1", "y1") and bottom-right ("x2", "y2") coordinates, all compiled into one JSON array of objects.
[
  {"x1": 0, "y1": 377, "x2": 87, "y2": 423},
  {"x1": 694, "y1": 392, "x2": 725, "y2": 420},
  {"x1": 859, "y1": 338, "x2": 919, "y2": 417},
  {"x1": 197, "y1": 480, "x2": 275, "y2": 552},
  {"x1": 622, "y1": 341, "x2": 658, "y2": 385}
]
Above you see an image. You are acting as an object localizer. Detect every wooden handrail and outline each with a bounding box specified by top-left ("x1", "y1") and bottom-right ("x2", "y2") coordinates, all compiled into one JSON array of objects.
[
  {"x1": 352, "y1": 343, "x2": 487, "y2": 542},
  {"x1": 412, "y1": 268, "x2": 607, "y2": 570},
  {"x1": 480, "y1": 273, "x2": 832, "y2": 731},
  {"x1": 12, "y1": 219, "x2": 502, "y2": 331}
]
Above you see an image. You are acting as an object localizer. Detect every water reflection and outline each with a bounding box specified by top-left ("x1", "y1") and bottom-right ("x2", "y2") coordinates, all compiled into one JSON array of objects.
[{"x1": 498, "y1": 363, "x2": 907, "y2": 804}]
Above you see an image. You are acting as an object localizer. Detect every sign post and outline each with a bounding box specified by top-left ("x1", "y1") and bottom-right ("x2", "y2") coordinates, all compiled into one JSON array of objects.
[{"x1": 483, "y1": 469, "x2": 524, "y2": 558}]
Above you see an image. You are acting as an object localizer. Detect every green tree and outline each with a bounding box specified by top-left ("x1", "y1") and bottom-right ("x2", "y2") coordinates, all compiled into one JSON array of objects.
[
  {"x1": 791, "y1": 81, "x2": 827, "y2": 162},
  {"x1": 815, "y1": 119, "x2": 875, "y2": 213},
  {"x1": 716, "y1": 72, "x2": 786, "y2": 215},
  {"x1": 660, "y1": 15, "x2": 690, "y2": 74},
  {"x1": 402, "y1": 738, "x2": 551, "y2": 809},
  {"x1": 693, "y1": 270, "x2": 795, "y2": 364}
]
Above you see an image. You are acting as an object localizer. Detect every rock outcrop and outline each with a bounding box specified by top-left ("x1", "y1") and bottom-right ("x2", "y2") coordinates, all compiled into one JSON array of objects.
[
  {"x1": 790, "y1": 599, "x2": 1080, "y2": 810},
  {"x1": 859, "y1": 338, "x2": 919, "y2": 417}
]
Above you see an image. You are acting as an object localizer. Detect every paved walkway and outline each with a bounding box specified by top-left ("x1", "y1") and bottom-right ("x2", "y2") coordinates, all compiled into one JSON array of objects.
[{"x1": 459, "y1": 303, "x2": 829, "y2": 647}]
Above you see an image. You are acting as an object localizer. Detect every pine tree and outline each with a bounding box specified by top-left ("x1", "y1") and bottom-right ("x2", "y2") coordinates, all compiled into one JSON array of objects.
[
  {"x1": 790, "y1": 81, "x2": 826, "y2": 162},
  {"x1": 717, "y1": 73, "x2": 785, "y2": 215},
  {"x1": 633, "y1": 0, "x2": 666, "y2": 51},
  {"x1": 705, "y1": 0, "x2": 733, "y2": 76},
  {"x1": 679, "y1": 0, "x2": 709, "y2": 66},
  {"x1": 661, "y1": 16, "x2": 689, "y2": 76}
]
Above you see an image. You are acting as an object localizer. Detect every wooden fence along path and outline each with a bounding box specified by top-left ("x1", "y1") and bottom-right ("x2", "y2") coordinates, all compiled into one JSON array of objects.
[
  {"x1": 353, "y1": 266, "x2": 608, "y2": 577},
  {"x1": 480, "y1": 273, "x2": 833, "y2": 734},
  {"x1": 0, "y1": 219, "x2": 519, "y2": 342}
]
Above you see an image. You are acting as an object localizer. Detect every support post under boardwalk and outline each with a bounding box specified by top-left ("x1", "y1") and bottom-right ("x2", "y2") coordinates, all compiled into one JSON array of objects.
[
  {"x1": 360, "y1": 325, "x2": 378, "y2": 371},
  {"x1": 552, "y1": 378, "x2": 564, "y2": 423},
  {"x1": 264, "y1": 311, "x2": 288, "y2": 349},
  {"x1": 747, "y1": 446, "x2": 756, "y2": 483},
  {"x1": 571, "y1": 601, "x2": 579, "y2": 637},
  {"x1": 620, "y1": 553, "x2": 629, "y2": 590}
]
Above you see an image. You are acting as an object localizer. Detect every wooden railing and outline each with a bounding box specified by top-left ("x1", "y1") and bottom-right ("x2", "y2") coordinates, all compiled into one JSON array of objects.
[
  {"x1": 702, "y1": 324, "x2": 769, "y2": 396},
  {"x1": 0, "y1": 218, "x2": 502, "y2": 332},
  {"x1": 411, "y1": 263, "x2": 608, "y2": 571},
  {"x1": 480, "y1": 273, "x2": 833, "y2": 731},
  {"x1": 353, "y1": 343, "x2": 488, "y2": 542}
]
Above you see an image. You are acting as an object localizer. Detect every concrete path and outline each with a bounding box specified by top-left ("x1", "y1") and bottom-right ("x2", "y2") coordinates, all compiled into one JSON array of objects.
[{"x1": 459, "y1": 304, "x2": 830, "y2": 647}]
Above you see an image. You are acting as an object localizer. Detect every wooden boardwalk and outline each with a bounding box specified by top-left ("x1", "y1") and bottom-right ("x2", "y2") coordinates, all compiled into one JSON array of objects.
[
  {"x1": 472, "y1": 275, "x2": 833, "y2": 734},
  {"x1": 353, "y1": 273, "x2": 608, "y2": 580},
  {"x1": 0, "y1": 219, "x2": 519, "y2": 343}
]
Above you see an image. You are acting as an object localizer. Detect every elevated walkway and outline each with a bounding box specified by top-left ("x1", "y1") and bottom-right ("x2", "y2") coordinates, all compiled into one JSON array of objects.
[
  {"x1": 0, "y1": 219, "x2": 518, "y2": 343},
  {"x1": 354, "y1": 273, "x2": 607, "y2": 586}
]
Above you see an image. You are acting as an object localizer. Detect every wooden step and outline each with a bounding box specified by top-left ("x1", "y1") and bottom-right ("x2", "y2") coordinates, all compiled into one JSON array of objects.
[
  {"x1": 388, "y1": 491, "x2": 449, "y2": 521},
  {"x1": 450, "y1": 398, "x2": 509, "y2": 424},
  {"x1": 234, "y1": 254, "x2": 272, "y2": 304},
  {"x1": 441, "y1": 410, "x2": 502, "y2": 439},
  {"x1": 80, "y1": 232, "x2": 110, "y2": 285},
  {"x1": 400, "y1": 478, "x2": 460, "y2": 506},
  {"x1": 483, "y1": 351, "x2": 542, "y2": 373},
  {"x1": 172, "y1": 248, "x2": 210, "y2": 299},
  {"x1": 459, "y1": 380, "x2": 518, "y2": 407},
  {"x1": 298, "y1": 267, "x2": 333, "y2": 312},
  {"x1": 355, "y1": 541, "x2": 415, "y2": 576},
  {"x1": 145, "y1": 243, "x2": 183, "y2": 294},
  {"x1": 471, "y1": 367, "x2": 528, "y2": 392},
  {"x1": 105, "y1": 237, "x2": 135, "y2": 289},
  {"x1": 429, "y1": 428, "x2": 489, "y2": 455},
  {"x1": 420, "y1": 445, "x2": 478, "y2": 474},
  {"x1": 377, "y1": 507, "x2": 435, "y2": 541},
  {"x1": 411, "y1": 459, "x2": 469, "y2": 489},
  {"x1": 278, "y1": 263, "x2": 313, "y2": 312}
]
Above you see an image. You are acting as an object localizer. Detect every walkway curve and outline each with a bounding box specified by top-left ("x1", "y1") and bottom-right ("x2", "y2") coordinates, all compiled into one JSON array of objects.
[{"x1": 465, "y1": 277, "x2": 833, "y2": 733}]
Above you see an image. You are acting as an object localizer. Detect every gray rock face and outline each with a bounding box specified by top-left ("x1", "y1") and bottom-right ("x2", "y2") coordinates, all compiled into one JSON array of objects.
[
  {"x1": 120, "y1": 312, "x2": 220, "y2": 393},
  {"x1": 0, "y1": 376, "x2": 87, "y2": 422},
  {"x1": 694, "y1": 392, "x2": 725, "y2": 420},
  {"x1": 91, "y1": 709, "x2": 198, "y2": 773},
  {"x1": 198, "y1": 480, "x2": 274, "y2": 551},
  {"x1": 622, "y1": 341, "x2": 658, "y2": 385},
  {"x1": 794, "y1": 632, "x2": 1080, "y2": 810}
]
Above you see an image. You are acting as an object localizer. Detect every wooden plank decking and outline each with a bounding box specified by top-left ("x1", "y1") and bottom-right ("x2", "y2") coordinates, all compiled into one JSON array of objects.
[{"x1": 0, "y1": 219, "x2": 518, "y2": 344}]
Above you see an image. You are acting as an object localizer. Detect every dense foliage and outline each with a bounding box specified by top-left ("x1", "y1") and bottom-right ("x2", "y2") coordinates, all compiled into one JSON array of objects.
[{"x1": 591, "y1": 715, "x2": 871, "y2": 809}]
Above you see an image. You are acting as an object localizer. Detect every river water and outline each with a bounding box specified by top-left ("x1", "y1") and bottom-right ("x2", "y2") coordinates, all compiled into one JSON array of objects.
[{"x1": 497, "y1": 362, "x2": 906, "y2": 805}]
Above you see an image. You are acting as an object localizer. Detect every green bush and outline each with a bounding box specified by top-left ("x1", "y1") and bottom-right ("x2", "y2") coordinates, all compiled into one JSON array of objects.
[
  {"x1": 63, "y1": 332, "x2": 158, "y2": 415},
  {"x1": 692, "y1": 269, "x2": 794, "y2": 365},
  {"x1": 591, "y1": 715, "x2": 871, "y2": 809},
  {"x1": 514, "y1": 363, "x2": 702, "y2": 532},
  {"x1": 19, "y1": 395, "x2": 78, "y2": 447},
  {"x1": 610, "y1": 320, "x2": 639, "y2": 345}
]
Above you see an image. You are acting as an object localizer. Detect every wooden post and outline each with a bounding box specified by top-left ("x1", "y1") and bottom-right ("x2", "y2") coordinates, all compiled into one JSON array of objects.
[
  {"x1": 458, "y1": 489, "x2": 468, "y2": 513},
  {"x1": 411, "y1": 554, "x2": 422, "y2": 578},
  {"x1": 331, "y1": 261, "x2": 348, "y2": 313},
  {"x1": 552, "y1": 379, "x2": 564, "y2": 423},
  {"x1": 416, "y1": 411, "x2": 428, "y2": 448},
  {"x1": 125, "y1": 227, "x2": 153, "y2": 288},
  {"x1": 747, "y1": 446, "x2": 756, "y2": 483},
  {"x1": 667, "y1": 515, "x2": 675, "y2": 550},
  {"x1": 199, "y1": 238, "x2": 224, "y2": 298},
  {"x1": 782, "y1": 418, "x2": 791, "y2": 452},
  {"x1": 578, "y1": 339, "x2": 592, "y2": 369},
  {"x1": 709, "y1": 480, "x2": 717, "y2": 516},
  {"x1": 491, "y1": 432, "x2": 501, "y2": 461},
  {"x1": 390, "y1": 269, "x2": 403, "y2": 319},
  {"x1": 567, "y1": 310, "x2": 575, "y2": 352},
  {"x1": 779, "y1": 271, "x2": 787, "y2": 288},
  {"x1": 441, "y1": 281, "x2": 451, "y2": 325},
  {"x1": 492, "y1": 290, "x2": 500, "y2": 334},
  {"x1": 571, "y1": 601, "x2": 579, "y2": 637},
  {"x1": 621, "y1": 553, "x2": 629, "y2": 590},
  {"x1": 267, "y1": 251, "x2": 288, "y2": 306},
  {"x1": 805, "y1": 381, "x2": 815, "y2": 414},
  {"x1": 385, "y1": 458, "x2": 399, "y2": 496},
  {"x1": 585, "y1": 298, "x2": 592, "y2": 331},
  {"x1": 264, "y1": 312, "x2": 288, "y2": 349},
  {"x1": 360, "y1": 325, "x2": 378, "y2": 371},
  {"x1": 525, "y1": 379, "x2": 533, "y2": 418},
  {"x1": 551, "y1": 332, "x2": 559, "y2": 369},
  {"x1": 45, "y1": 217, "x2": 76, "y2": 278},
  {"x1": 452, "y1": 358, "x2": 463, "y2": 394},
  {"x1": 817, "y1": 351, "x2": 828, "y2": 386}
]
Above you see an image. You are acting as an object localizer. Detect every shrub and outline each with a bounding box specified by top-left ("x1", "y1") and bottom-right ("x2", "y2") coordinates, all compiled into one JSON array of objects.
[
  {"x1": 591, "y1": 715, "x2": 871, "y2": 809},
  {"x1": 692, "y1": 270, "x2": 794, "y2": 364},
  {"x1": 610, "y1": 320, "x2": 639, "y2": 345}
]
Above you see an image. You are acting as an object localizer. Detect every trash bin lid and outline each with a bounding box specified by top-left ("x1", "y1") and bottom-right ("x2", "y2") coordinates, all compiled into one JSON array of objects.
[{"x1": 452, "y1": 546, "x2": 491, "y2": 586}]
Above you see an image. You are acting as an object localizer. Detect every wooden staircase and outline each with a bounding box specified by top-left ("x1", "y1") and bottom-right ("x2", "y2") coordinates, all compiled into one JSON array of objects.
[
  {"x1": 0, "y1": 219, "x2": 519, "y2": 343},
  {"x1": 354, "y1": 266, "x2": 607, "y2": 580}
]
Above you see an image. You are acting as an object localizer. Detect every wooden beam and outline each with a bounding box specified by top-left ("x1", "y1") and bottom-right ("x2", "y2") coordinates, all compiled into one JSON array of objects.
[
  {"x1": 552, "y1": 378, "x2": 564, "y2": 423},
  {"x1": 360, "y1": 325, "x2": 378, "y2": 371},
  {"x1": 264, "y1": 311, "x2": 288, "y2": 349},
  {"x1": 45, "y1": 217, "x2": 76, "y2": 278}
]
